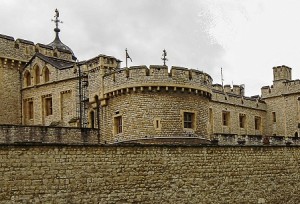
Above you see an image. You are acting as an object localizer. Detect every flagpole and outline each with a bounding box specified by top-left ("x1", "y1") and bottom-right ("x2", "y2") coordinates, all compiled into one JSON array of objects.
[
  {"x1": 125, "y1": 48, "x2": 128, "y2": 68},
  {"x1": 221, "y1": 67, "x2": 224, "y2": 87}
]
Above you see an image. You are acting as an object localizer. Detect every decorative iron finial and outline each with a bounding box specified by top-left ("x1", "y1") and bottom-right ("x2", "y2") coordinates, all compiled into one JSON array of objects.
[
  {"x1": 161, "y1": 49, "x2": 168, "y2": 66},
  {"x1": 51, "y1": 9, "x2": 63, "y2": 34}
]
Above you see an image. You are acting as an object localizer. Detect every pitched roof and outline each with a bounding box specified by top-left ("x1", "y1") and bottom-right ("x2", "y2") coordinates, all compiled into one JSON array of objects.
[{"x1": 24, "y1": 53, "x2": 75, "y2": 70}]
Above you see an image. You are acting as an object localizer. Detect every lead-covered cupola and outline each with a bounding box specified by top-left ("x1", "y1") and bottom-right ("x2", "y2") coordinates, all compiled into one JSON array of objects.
[{"x1": 48, "y1": 9, "x2": 77, "y2": 60}]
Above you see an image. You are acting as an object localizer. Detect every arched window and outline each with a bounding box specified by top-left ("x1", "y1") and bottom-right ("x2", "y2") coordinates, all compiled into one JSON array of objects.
[
  {"x1": 89, "y1": 111, "x2": 95, "y2": 128},
  {"x1": 24, "y1": 71, "x2": 31, "y2": 87},
  {"x1": 43, "y1": 67, "x2": 50, "y2": 83},
  {"x1": 295, "y1": 132, "x2": 298, "y2": 138},
  {"x1": 34, "y1": 65, "x2": 40, "y2": 85}
]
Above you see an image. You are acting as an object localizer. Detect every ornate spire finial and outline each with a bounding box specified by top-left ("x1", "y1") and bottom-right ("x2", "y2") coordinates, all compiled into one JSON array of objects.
[
  {"x1": 161, "y1": 49, "x2": 168, "y2": 66},
  {"x1": 51, "y1": 8, "x2": 63, "y2": 34}
]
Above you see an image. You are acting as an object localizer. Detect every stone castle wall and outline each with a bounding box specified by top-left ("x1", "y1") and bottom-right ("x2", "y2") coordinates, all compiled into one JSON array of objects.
[
  {"x1": 0, "y1": 34, "x2": 73, "y2": 62},
  {"x1": 261, "y1": 81, "x2": 300, "y2": 98},
  {"x1": 22, "y1": 80, "x2": 78, "y2": 126},
  {"x1": 0, "y1": 58, "x2": 24, "y2": 125},
  {"x1": 261, "y1": 66, "x2": 300, "y2": 137},
  {"x1": 101, "y1": 91, "x2": 210, "y2": 143},
  {"x1": 210, "y1": 87, "x2": 267, "y2": 137},
  {"x1": 102, "y1": 65, "x2": 212, "y2": 98},
  {"x1": 209, "y1": 100, "x2": 266, "y2": 136},
  {"x1": 263, "y1": 95, "x2": 300, "y2": 137},
  {"x1": 0, "y1": 125, "x2": 99, "y2": 144},
  {"x1": 1, "y1": 144, "x2": 300, "y2": 203},
  {"x1": 100, "y1": 65, "x2": 212, "y2": 143},
  {"x1": 22, "y1": 57, "x2": 79, "y2": 126}
]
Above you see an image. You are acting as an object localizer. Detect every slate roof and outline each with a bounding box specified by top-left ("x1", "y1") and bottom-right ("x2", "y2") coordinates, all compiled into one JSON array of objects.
[{"x1": 24, "y1": 53, "x2": 75, "y2": 70}]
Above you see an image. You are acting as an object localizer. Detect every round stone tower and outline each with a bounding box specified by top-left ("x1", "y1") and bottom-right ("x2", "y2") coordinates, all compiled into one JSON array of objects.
[{"x1": 100, "y1": 65, "x2": 212, "y2": 143}]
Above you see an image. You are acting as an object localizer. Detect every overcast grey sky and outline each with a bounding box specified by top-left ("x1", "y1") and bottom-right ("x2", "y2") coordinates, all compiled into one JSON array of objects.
[{"x1": 2, "y1": 0, "x2": 300, "y2": 96}]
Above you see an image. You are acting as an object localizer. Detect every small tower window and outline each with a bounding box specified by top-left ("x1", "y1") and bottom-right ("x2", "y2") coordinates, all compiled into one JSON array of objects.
[
  {"x1": 114, "y1": 115, "x2": 123, "y2": 135},
  {"x1": 184, "y1": 112, "x2": 194, "y2": 129},
  {"x1": 272, "y1": 112, "x2": 276, "y2": 123}
]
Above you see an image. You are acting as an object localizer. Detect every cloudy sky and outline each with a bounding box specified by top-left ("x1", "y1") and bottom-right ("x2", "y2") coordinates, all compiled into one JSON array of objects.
[{"x1": 1, "y1": 0, "x2": 300, "y2": 96}]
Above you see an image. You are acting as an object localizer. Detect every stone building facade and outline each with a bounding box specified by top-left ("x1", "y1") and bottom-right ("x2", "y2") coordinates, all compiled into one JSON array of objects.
[{"x1": 1, "y1": 11, "x2": 300, "y2": 144}]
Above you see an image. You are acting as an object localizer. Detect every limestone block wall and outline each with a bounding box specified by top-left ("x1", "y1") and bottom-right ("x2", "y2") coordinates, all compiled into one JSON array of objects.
[
  {"x1": 212, "y1": 89, "x2": 266, "y2": 110},
  {"x1": 261, "y1": 81, "x2": 300, "y2": 98},
  {"x1": 22, "y1": 79, "x2": 78, "y2": 126},
  {"x1": 1, "y1": 145, "x2": 300, "y2": 203},
  {"x1": 263, "y1": 95, "x2": 300, "y2": 137},
  {"x1": 210, "y1": 90, "x2": 266, "y2": 137},
  {"x1": 0, "y1": 58, "x2": 24, "y2": 125},
  {"x1": 0, "y1": 125, "x2": 99, "y2": 144},
  {"x1": 21, "y1": 57, "x2": 79, "y2": 126},
  {"x1": 102, "y1": 65, "x2": 212, "y2": 96},
  {"x1": 101, "y1": 90, "x2": 210, "y2": 143},
  {"x1": 0, "y1": 34, "x2": 74, "y2": 62},
  {"x1": 22, "y1": 57, "x2": 77, "y2": 84},
  {"x1": 0, "y1": 34, "x2": 33, "y2": 61}
]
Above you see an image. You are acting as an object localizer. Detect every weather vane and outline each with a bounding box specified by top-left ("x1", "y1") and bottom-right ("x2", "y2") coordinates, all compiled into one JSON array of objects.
[
  {"x1": 161, "y1": 49, "x2": 168, "y2": 66},
  {"x1": 51, "y1": 9, "x2": 63, "y2": 33}
]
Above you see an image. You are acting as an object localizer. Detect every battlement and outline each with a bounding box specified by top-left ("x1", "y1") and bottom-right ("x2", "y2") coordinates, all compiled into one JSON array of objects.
[
  {"x1": 102, "y1": 65, "x2": 212, "y2": 100},
  {"x1": 261, "y1": 79, "x2": 300, "y2": 98},
  {"x1": 212, "y1": 84, "x2": 245, "y2": 96},
  {"x1": 212, "y1": 91, "x2": 266, "y2": 110},
  {"x1": 273, "y1": 65, "x2": 291, "y2": 82},
  {"x1": 0, "y1": 33, "x2": 74, "y2": 62},
  {"x1": 212, "y1": 84, "x2": 265, "y2": 110}
]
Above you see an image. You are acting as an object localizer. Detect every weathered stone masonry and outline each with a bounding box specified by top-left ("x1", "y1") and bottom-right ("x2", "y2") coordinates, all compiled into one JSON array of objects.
[{"x1": 1, "y1": 145, "x2": 300, "y2": 203}]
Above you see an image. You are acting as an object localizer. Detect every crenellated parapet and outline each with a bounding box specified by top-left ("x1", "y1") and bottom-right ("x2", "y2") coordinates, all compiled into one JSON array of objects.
[
  {"x1": 212, "y1": 84, "x2": 266, "y2": 110},
  {"x1": 262, "y1": 79, "x2": 300, "y2": 98},
  {"x1": 0, "y1": 33, "x2": 74, "y2": 63},
  {"x1": 101, "y1": 65, "x2": 212, "y2": 104}
]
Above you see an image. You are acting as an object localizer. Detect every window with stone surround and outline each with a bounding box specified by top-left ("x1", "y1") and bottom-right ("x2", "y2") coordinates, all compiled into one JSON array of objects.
[
  {"x1": 43, "y1": 67, "x2": 50, "y2": 83},
  {"x1": 89, "y1": 111, "x2": 95, "y2": 128},
  {"x1": 24, "y1": 71, "x2": 31, "y2": 87},
  {"x1": 114, "y1": 115, "x2": 123, "y2": 135},
  {"x1": 255, "y1": 116, "x2": 261, "y2": 131},
  {"x1": 222, "y1": 111, "x2": 230, "y2": 126},
  {"x1": 154, "y1": 117, "x2": 162, "y2": 130},
  {"x1": 272, "y1": 112, "x2": 276, "y2": 123},
  {"x1": 183, "y1": 112, "x2": 195, "y2": 129},
  {"x1": 24, "y1": 99, "x2": 34, "y2": 120},
  {"x1": 239, "y1": 113, "x2": 246, "y2": 128},
  {"x1": 28, "y1": 101, "x2": 34, "y2": 119},
  {"x1": 45, "y1": 97, "x2": 53, "y2": 116},
  {"x1": 34, "y1": 66, "x2": 40, "y2": 85}
]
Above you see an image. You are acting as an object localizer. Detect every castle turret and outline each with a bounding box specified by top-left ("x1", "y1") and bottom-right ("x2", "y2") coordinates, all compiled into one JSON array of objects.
[{"x1": 273, "y1": 65, "x2": 291, "y2": 82}]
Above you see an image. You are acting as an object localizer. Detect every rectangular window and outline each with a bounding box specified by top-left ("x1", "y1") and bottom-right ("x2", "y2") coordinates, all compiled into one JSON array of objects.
[
  {"x1": 209, "y1": 108, "x2": 213, "y2": 124},
  {"x1": 239, "y1": 114, "x2": 246, "y2": 128},
  {"x1": 272, "y1": 112, "x2": 276, "y2": 123},
  {"x1": 184, "y1": 112, "x2": 194, "y2": 129},
  {"x1": 222, "y1": 111, "x2": 230, "y2": 126},
  {"x1": 255, "y1": 116, "x2": 261, "y2": 130},
  {"x1": 154, "y1": 117, "x2": 161, "y2": 130},
  {"x1": 28, "y1": 101, "x2": 34, "y2": 119},
  {"x1": 45, "y1": 97, "x2": 52, "y2": 116},
  {"x1": 114, "y1": 115, "x2": 122, "y2": 134}
]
